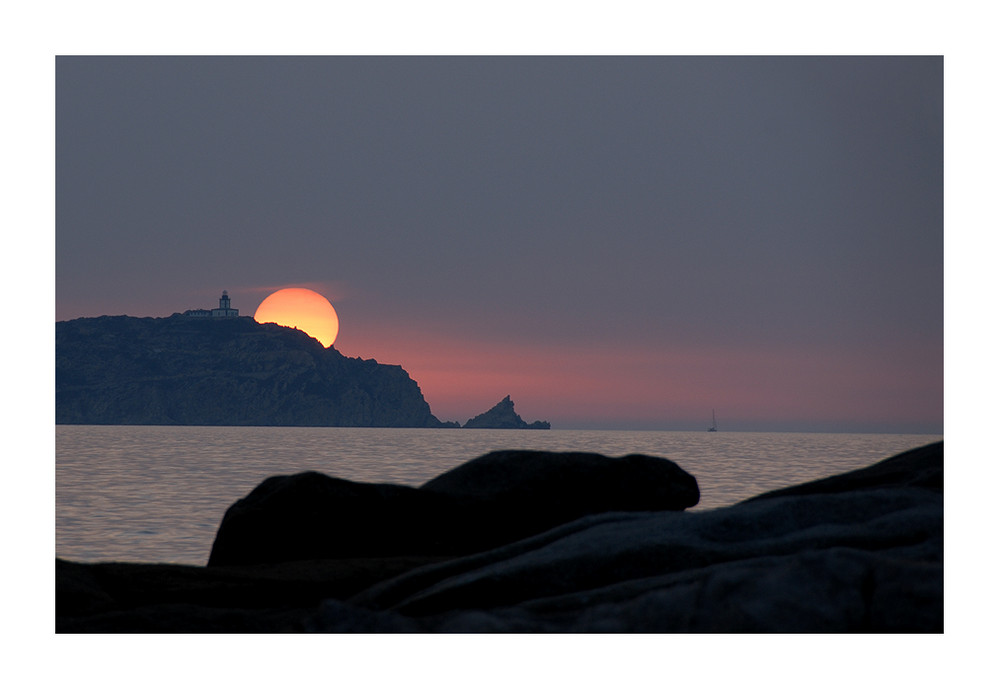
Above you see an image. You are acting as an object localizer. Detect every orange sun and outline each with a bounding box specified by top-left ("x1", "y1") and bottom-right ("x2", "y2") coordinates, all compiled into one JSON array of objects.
[{"x1": 254, "y1": 288, "x2": 340, "y2": 348}]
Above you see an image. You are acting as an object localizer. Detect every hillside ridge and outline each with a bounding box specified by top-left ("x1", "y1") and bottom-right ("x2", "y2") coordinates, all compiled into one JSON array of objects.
[{"x1": 56, "y1": 315, "x2": 454, "y2": 427}]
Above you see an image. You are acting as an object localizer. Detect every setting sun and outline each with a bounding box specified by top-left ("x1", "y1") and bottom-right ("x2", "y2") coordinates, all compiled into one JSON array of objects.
[{"x1": 254, "y1": 288, "x2": 340, "y2": 348}]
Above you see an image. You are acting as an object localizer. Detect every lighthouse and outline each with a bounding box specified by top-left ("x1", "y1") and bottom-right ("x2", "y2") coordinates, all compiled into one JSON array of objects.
[
  {"x1": 182, "y1": 290, "x2": 240, "y2": 317},
  {"x1": 209, "y1": 290, "x2": 239, "y2": 317}
]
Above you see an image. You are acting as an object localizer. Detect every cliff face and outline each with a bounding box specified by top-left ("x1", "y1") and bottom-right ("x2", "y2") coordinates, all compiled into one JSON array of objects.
[
  {"x1": 463, "y1": 395, "x2": 550, "y2": 429},
  {"x1": 56, "y1": 315, "x2": 450, "y2": 427}
]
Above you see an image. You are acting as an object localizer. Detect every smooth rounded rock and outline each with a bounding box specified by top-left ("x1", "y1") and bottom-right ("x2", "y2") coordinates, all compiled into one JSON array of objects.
[
  {"x1": 207, "y1": 472, "x2": 463, "y2": 566},
  {"x1": 208, "y1": 450, "x2": 699, "y2": 567}
]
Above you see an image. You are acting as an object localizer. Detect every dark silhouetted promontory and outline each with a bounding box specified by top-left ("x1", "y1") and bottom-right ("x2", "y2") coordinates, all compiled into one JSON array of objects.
[
  {"x1": 56, "y1": 315, "x2": 454, "y2": 427},
  {"x1": 463, "y1": 395, "x2": 550, "y2": 429}
]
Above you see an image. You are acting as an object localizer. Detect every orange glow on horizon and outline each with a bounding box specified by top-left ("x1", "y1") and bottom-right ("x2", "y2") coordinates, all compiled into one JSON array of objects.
[{"x1": 254, "y1": 288, "x2": 340, "y2": 348}]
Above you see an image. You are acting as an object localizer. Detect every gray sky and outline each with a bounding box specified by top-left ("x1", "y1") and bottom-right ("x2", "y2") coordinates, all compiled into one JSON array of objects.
[{"x1": 56, "y1": 56, "x2": 942, "y2": 431}]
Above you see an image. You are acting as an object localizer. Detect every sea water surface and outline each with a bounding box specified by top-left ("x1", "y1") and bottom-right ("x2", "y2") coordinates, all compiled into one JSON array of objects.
[{"x1": 56, "y1": 426, "x2": 941, "y2": 565}]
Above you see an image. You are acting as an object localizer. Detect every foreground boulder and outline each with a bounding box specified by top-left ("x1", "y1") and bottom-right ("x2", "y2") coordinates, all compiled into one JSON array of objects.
[
  {"x1": 208, "y1": 451, "x2": 699, "y2": 567},
  {"x1": 743, "y1": 440, "x2": 942, "y2": 501},
  {"x1": 56, "y1": 555, "x2": 451, "y2": 633},
  {"x1": 319, "y1": 441, "x2": 943, "y2": 632},
  {"x1": 341, "y1": 485, "x2": 940, "y2": 631},
  {"x1": 422, "y1": 449, "x2": 698, "y2": 518},
  {"x1": 207, "y1": 473, "x2": 465, "y2": 566}
]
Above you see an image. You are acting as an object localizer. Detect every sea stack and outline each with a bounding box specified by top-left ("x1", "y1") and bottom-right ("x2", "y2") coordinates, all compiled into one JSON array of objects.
[{"x1": 463, "y1": 395, "x2": 550, "y2": 429}]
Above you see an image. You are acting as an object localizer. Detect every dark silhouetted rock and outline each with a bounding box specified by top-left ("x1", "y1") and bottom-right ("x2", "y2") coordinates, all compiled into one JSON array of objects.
[
  {"x1": 420, "y1": 450, "x2": 699, "y2": 552},
  {"x1": 421, "y1": 449, "x2": 700, "y2": 522},
  {"x1": 56, "y1": 315, "x2": 451, "y2": 427},
  {"x1": 741, "y1": 440, "x2": 943, "y2": 501},
  {"x1": 57, "y1": 442, "x2": 943, "y2": 633},
  {"x1": 462, "y1": 395, "x2": 550, "y2": 429},
  {"x1": 345, "y1": 442, "x2": 942, "y2": 632},
  {"x1": 350, "y1": 486, "x2": 941, "y2": 631},
  {"x1": 207, "y1": 451, "x2": 699, "y2": 567},
  {"x1": 207, "y1": 472, "x2": 466, "y2": 566},
  {"x1": 56, "y1": 556, "x2": 448, "y2": 633}
]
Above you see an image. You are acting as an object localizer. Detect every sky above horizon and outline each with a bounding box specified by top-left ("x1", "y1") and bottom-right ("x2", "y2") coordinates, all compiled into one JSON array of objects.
[{"x1": 55, "y1": 56, "x2": 943, "y2": 433}]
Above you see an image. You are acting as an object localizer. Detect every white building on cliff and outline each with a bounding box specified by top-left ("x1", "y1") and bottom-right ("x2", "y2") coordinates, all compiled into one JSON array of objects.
[{"x1": 184, "y1": 290, "x2": 240, "y2": 318}]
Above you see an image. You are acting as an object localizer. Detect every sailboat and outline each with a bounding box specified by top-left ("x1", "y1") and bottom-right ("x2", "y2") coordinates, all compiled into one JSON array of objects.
[{"x1": 708, "y1": 409, "x2": 718, "y2": 432}]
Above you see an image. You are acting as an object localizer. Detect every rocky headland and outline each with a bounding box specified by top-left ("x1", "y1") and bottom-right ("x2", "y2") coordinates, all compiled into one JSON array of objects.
[
  {"x1": 56, "y1": 441, "x2": 943, "y2": 633},
  {"x1": 56, "y1": 315, "x2": 455, "y2": 427}
]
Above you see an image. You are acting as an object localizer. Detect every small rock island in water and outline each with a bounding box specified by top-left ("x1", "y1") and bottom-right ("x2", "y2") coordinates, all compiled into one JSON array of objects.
[{"x1": 463, "y1": 395, "x2": 550, "y2": 429}]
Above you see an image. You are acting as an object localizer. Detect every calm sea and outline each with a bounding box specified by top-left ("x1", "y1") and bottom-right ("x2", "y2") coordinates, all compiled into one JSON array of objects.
[{"x1": 56, "y1": 426, "x2": 941, "y2": 566}]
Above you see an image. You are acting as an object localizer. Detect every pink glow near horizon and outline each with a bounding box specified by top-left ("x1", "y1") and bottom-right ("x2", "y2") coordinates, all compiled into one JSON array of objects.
[{"x1": 334, "y1": 326, "x2": 941, "y2": 430}]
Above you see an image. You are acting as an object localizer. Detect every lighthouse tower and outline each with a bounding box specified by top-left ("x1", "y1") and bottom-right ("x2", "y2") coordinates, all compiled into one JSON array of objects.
[
  {"x1": 183, "y1": 290, "x2": 240, "y2": 318},
  {"x1": 210, "y1": 290, "x2": 239, "y2": 317}
]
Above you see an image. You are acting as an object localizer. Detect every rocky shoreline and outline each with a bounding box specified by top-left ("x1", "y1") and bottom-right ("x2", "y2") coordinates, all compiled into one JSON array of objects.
[{"x1": 56, "y1": 442, "x2": 942, "y2": 633}]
